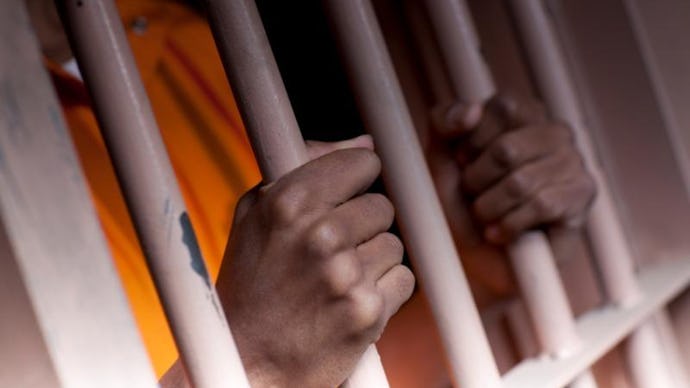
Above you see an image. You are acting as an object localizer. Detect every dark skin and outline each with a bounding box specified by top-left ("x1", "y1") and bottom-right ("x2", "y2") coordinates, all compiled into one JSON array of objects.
[
  {"x1": 425, "y1": 92, "x2": 596, "y2": 309},
  {"x1": 434, "y1": 93, "x2": 596, "y2": 244},
  {"x1": 374, "y1": 93, "x2": 597, "y2": 388},
  {"x1": 27, "y1": 0, "x2": 414, "y2": 385},
  {"x1": 164, "y1": 144, "x2": 415, "y2": 388},
  {"x1": 218, "y1": 141, "x2": 414, "y2": 387},
  {"x1": 165, "y1": 139, "x2": 415, "y2": 388},
  {"x1": 30, "y1": 0, "x2": 596, "y2": 384}
]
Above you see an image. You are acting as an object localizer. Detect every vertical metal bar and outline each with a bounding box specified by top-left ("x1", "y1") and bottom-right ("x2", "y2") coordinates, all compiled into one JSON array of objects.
[
  {"x1": 404, "y1": 0, "x2": 455, "y2": 105},
  {"x1": 342, "y1": 346, "x2": 390, "y2": 388},
  {"x1": 323, "y1": 1, "x2": 503, "y2": 387},
  {"x1": 200, "y1": 0, "x2": 389, "y2": 386},
  {"x1": 423, "y1": 0, "x2": 597, "y2": 386},
  {"x1": 0, "y1": 0, "x2": 157, "y2": 386},
  {"x1": 652, "y1": 311, "x2": 690, "y2": 386},
  {"x1": 56, "y1": 1, "x2": 250, "y2": 387},
  {"x1": 0, "y1": 225, "x2": 61, "y2": 388},
  {"x1": 508, "y1": 1, "x2": 686, "y2": 387},
  {"x1": 506, "y1": 300, "x2": 540, "y2": 360},
  {"x1": 199, "y1": 0, "x2": 305, "y2": 182}
]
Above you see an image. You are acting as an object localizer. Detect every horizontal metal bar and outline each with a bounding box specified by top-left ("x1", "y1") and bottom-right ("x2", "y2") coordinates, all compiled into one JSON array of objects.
[{"x1": 503, "y1": 257, "x2": 690, "y2": 388}]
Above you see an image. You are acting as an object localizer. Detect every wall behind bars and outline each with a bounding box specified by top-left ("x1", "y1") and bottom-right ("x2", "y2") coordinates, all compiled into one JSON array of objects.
[{"x1": 548, "y1": 0, "x2": 690, "y2": 266}]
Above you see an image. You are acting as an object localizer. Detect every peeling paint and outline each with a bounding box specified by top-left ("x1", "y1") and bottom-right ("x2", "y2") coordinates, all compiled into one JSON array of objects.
[{"x1": 179, "y1": 212, "x2": 211, "y2": 289}]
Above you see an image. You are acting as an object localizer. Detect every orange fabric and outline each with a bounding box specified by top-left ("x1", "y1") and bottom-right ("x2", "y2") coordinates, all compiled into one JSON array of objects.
[{"x1": 51, "y1": 0, "x2": 260, "y2": 378}]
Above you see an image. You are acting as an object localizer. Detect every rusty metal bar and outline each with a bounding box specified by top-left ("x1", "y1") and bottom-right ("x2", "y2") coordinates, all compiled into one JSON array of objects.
[
  {"x1": 323, "y1": 1, "x2": 502, "y2": 386},
  {"x1": 508, "y1": 1, "x2": 685, "y2": 386},
  {"x1": 0, "y1": 0, "x2": 157, "y2": 386},
  {"x1": 200, "y1": 0, "x2": 389, "y2": 386},
  {"x1": 423, "y1": 0, "x2": 597, "y2": 386},
  {"x1": 56, "y1": 1, "x2": 250, "y2": 387}
]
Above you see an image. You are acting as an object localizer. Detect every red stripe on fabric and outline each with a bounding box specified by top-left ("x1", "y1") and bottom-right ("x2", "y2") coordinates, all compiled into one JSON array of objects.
[{"x1": 164, "y1": 39, "x2": 248, "y2": 145}]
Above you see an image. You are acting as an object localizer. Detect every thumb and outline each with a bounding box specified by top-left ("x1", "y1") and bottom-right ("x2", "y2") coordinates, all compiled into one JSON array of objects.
[
  {"x1": 305, "y1": 134, "x2": 375, "y2": 160},
  {"x1": 430, "y1": 101, "x2": 483, "y2": 138}
]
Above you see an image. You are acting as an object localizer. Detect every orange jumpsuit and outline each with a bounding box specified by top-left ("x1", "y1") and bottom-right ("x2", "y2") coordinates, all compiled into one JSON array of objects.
[{"x1": 51, "y1": 0, "x2": 260, "y2": 377}]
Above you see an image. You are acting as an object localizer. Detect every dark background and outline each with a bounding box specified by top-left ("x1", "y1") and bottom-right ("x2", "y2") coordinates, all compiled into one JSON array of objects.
[{"x1": 256, "y1": 1, "x2": 364, "y2": 142}]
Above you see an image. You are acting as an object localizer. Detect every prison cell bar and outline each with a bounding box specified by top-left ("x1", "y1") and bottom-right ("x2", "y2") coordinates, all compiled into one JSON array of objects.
[
  {"x1": 56, "y1": 1, "x2": 251, "y2": 387},
  {"x1": 423, "y1": 0, "x2": 598, "y2": 386},
  {"x1": 200, "y1": 0, "x2": 390, "y2": 386},
  {"x1": 403, "y1": 0, "x2": 455, "y2": 105},
  {"x1": 324, "y1": 1, "x2": 503, "y2": 387},
  {"x1": 508, "y1": 1, "x2": 685, "y2": 386},
  {"x1": 0, "y1": 1, "x2": 158, "y2": 387}
]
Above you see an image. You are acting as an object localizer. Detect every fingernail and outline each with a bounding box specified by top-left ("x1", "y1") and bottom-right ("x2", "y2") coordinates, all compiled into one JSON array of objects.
[
  {"x1": 463, "y1": 104, "x2": 483, "y2": 128},
  {"x1": 446, "y1": 103, "x2": 482, "y2": 130},
  {"x1": 348, "y1": 134, "x2": 375, "y2": 150}
]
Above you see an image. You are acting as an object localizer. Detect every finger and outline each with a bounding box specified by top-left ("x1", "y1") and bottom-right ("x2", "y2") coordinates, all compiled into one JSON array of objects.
[
  {"x1": 471, "y1": 151, "x2": 572, "y2": 224},
  {"x1": 457, "y1": 94, "x2": 548, "y2": 164},
  {"x1": 462, "y1": 123, "x2": 573, "y2": 194},
  {"x1": 376, "y1": 264, "x2": 415, "y2": 322},
  {"x1": 430, "y1": 101, "x2": 483, "y2": 138},
  {"x1": 342, "y1": 265, "x2": 414, "y2": 338},
  {"x1": 233, "y1": 184, "x2": 261, "y2": 223},
  {"x1": 265, "y1": 148, "x2": 381, "y2": 221},
  {"x1": 356, "y1": 232, "x2": 404, "y2": 282},
  {"x1": 455, "y1": 108, "x2": 505, "y2": 165},
  {"x1": 344, "y1": 285, "x2": 386, "y2": 336},
  {"x1": 305, "y1": 134, "x2": 374, "y2": 160},
  {"x1": 484, "y1": 179, "x2": 593, "y2": 244},
  {"x1": 488, "y1": 92, "x2": 548, "y2": 128},
  {"x1": 462, "y1": 124, "x2": 572, "y2": 195},
  {"x1": 315, "y1": 193, "x2": 395, "y2": 254},
  {"x1": 320, "y1": 250, "x2": 363, "y2": 298}
]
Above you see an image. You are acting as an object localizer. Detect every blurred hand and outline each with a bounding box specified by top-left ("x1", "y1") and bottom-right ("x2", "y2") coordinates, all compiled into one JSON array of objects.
[
  {"x1": 432, "y1": 92, "x2": 596, "y2": 245},
  {"x1": 216, "y1": 136, "x2": 414, "y2": 387}
]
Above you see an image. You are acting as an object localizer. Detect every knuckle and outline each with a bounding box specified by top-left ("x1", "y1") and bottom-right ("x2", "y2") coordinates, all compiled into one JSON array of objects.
[
  {"x1": 265, "y1": 185, "x2": 308, "y2": 225},
  {"x1": 491, "y1": 92, "x2": 517, "y2": 118},
  {"x1": 234, "y1": 187, "x2": 259, "y2": 218},
  {"x1": 348, "y1": 287, "x2": 385, "y2": 333},
  {"x1": 366, "y1": 193, "x2": 395, "y2": 220},
  {"x1": 491, "y1": 137, "x2": 520, "y2": 167},
  {"x1": 322, "y1": 253, "x2": 362, "y2": 297},
  {"x1": 534, "y1": 191, "x2": 559, "y2": 219},
  {"x1": 380, "y1": 233, "x2": 404, "y2": 262},
  {"x1": 306, "y1": 219, "x2": 345, "y2": 258},
  {"x1": 505, "y1": 171, "x2": 531, "y2": 199},
  {"x1": 237, "y1": 188, "x2": 256, "y2": 208},
  {"x1": 352, "y1": 148, "x2": 382, "y2": 176},
  {"x1": 390, "y1": 265, "x2": 416, "y2": 302}
]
